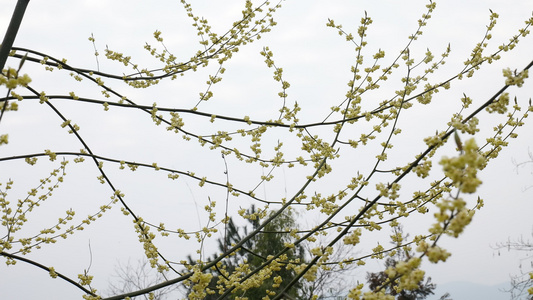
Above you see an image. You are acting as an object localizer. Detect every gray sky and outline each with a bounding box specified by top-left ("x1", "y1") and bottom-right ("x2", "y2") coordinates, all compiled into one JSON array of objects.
[{"x1": 1, "y1": 1, "x2": 533, "y2": 299}]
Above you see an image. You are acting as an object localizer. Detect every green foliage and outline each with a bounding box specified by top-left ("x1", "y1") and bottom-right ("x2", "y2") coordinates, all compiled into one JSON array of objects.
[{"x1": 186, "y1": 206, "x2": 304, "y2": 299}]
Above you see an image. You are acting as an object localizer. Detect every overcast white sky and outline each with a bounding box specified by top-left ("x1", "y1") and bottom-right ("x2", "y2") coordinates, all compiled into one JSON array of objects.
[{"x1": 1, "y1": 1, "x2": 533, "y2": 299}]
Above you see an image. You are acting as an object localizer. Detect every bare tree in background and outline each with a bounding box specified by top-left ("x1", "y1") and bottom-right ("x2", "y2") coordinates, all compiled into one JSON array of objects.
[
  {"x1": 495, "y1": 152, "x2": 533, "y2": 300},
  {"x1": 513, "y1": 149, "x2": 533, "y2": 190},
  {"x1": 299, "y1": 234, "x2": 359, "y2": 299},
  {"x1": 108, "y1": 259, "x2": 179, "y2": 300},
  {"x1": 494, "y1": 231, "x2": 533, "y2": 300}
]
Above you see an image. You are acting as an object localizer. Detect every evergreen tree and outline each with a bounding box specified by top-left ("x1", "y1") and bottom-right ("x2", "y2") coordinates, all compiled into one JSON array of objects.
[{"x1": 186, "y1": 206, "x2": 304, "y2": 299}]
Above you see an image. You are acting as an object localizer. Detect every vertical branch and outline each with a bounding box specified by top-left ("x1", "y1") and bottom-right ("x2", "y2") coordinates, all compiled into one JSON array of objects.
[
  {"x1": 222, "y1": 153, "x2": 230, "y2": 252},
  {"x1": 0, "y1": 0, "x2": 30, "y2": 70}
]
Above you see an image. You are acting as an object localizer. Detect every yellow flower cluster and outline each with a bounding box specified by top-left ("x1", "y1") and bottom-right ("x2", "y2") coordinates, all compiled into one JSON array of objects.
[
  {"x1": 447, "y1": 207, "x2": 474, "y2": 237},
  {"x1": 375, "y1": 182, "x2": 401, "y2": 200},
  {"x1": 293, "y1": 263, "x2": 319, "y2": 282},
  {"x1": 528, "y1": 272, "x2": 533, "y2": 295},
  {"x1": 187, "y1": 265, "x2": 213, "y2": 299},
  {"x1": 78, "y1": 273, "x2": 93, "y2": 286},
  {"x1": 0, "y1": 159, "x2": 80, "y2": 255},
  {"x1": 0, "y1": 67, "x2": 32, "y2": 146},
  {"x1": 426, "y1": 245, "x2": 451, "y2": 263},
  {"x1": 347, "y1": 283, "x2": 365, "y2": 299},
  {"x1": 486, "y1": 92, "x2": 510, "y2": 114},
  {"x1": 362, "y1": 291, "x2": 395, "y2": 300},
  {"x1": 384, "y1": 257, "x2": 425, "y2": 291},
  {"x1": 347, "y1": 284, "x2": 396, "y2": 300},
  {"x1": 48, "y1": 267, "x2": 58, "y2": 278},
  {"x1": 502, "y1": 68, "x2": 529, "y2": 87},
  {"x1": 343, "y1": 229, "x2": 362, "y2": 245},
  {"x1": 416, "y1": 241, "x2": 451, "y2": 263},
  {"x1": 0, "y1": 67, "x2": 32, "y2": 89},
  {"x1": 0, "y1": 134, "x2": 8, "y2": 146},
  {"x1": 439, "y1": 138, "x2": 486, "y2": 193},
  {"x1": 430, "y1": 197, "x2": 474, "y2": 238},
  {"x1": 133, "y1": 219, "x2": 161, "y2": 269}
]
